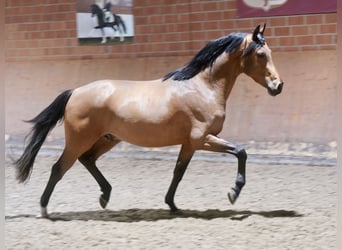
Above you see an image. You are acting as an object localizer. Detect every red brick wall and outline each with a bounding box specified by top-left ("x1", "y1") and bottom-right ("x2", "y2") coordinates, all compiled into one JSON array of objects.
[{"x1": 5, "y1": 0, "x2": 337, "y2": 61}]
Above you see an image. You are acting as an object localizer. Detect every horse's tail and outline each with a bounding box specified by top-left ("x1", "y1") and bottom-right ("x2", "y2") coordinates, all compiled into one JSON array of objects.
[
  {"x1": 15, "y1": 89, "x2": 73, "y2": 183},
  {"x1": 119, "y1": 16, "x2": 127, "y2": 33}
]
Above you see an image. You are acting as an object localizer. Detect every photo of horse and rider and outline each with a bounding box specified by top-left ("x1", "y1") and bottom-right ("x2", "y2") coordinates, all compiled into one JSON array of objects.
[{"x1": 76, "y1": 0, "x2": 134, "y2": 45}]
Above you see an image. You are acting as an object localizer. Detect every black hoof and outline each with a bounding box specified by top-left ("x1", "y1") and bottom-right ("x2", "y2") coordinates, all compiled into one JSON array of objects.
[
  {"x1": 228, "y1": 188, "x2": 238, "y2": 205},
  {"x1": 170, "y1": 208, "x2": 183, "y2": 216},
  {"x1": 99, "y1": 195, "x2": 109, "y2": 209}
]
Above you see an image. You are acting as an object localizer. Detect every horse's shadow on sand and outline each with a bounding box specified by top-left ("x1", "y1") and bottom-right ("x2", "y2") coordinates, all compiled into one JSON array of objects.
[{"x1": 41, "y1": 208, "x2": 302, "y2": 222}]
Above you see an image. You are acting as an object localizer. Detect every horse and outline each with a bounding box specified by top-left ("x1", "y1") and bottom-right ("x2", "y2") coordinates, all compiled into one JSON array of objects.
[
  {"x1": 15, "y1": 24, "x2": 284, "y2": 218},
  {"x1": 90, "y1": 3, "x2": 127, "y2": 44}
]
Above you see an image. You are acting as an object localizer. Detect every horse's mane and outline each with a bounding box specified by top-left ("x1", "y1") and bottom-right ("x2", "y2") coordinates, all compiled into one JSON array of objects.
[
  {"x1": 91, "y1": 3, "x2": 105, "y2": 16},
  {"x1": 163, "y1": 32, "x2": 249, "y2": 81},
  {"x1": 91, "y1": 3, "x2": 101, "y2": 10}
]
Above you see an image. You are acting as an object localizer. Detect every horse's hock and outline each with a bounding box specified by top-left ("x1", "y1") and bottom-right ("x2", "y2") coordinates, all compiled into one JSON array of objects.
[{"x1": 5, "y1": 50, "x2": 336, "y2": 144}]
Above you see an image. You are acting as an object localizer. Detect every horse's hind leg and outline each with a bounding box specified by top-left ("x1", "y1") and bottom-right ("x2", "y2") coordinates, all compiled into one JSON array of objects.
[
  {"x1": 40, "y1": 148, "x2": 78, "y2": 218},
  {"x1": 78, "y1": 134, "x2": 121, "y2": 209},
  {"x1": 118, "y1": 25, "x2": 124, "y2": 42},
  {"x1": 111, "y1": 26, "x2": 117, "y2": 40}
]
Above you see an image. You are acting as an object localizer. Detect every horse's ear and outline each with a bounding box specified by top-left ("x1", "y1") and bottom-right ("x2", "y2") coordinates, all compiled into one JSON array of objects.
[
  {"x1": 261, "y1": 23, "x2": 266, "y2": 35},
  {"x1": 252, "y1": 25, "x2": 261, "y2": 42}
]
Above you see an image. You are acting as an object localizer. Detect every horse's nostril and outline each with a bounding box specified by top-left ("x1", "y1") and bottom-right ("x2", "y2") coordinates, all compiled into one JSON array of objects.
[{"x1": 277, "y1": 82, "x2": 283, "y2": 92}]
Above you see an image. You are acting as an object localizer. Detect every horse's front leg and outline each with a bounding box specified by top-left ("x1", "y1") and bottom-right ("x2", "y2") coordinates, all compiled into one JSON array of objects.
[
  {"x1": 201, "y1": 134, "x2": 247, "y2": 204},
  {"x1": 100, "y1": 28, "x2": 107, "y2": 44},
  {"x1": 110, "y1": 26, "x2": 117, "y2": 40},
  {"x1": 165, "y1": 144, "x2": 194, "y2": 214}
]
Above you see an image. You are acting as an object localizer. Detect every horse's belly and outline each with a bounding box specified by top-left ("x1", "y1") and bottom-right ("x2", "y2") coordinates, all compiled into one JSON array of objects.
[
  {"x1": 110, "y1": 123, "x2": 189, "y2": 147},
  {"x1": 107, "y1": 110, "x2": 191, "y2": 147}
]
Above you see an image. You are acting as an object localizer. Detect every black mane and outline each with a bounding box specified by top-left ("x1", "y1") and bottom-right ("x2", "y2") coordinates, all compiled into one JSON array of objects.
[
  {"x1": 91, "y1": 3, "x2": 101, "y2": 13},
  {"x1": 163, "y1": 32, "x2": 248, "y2": 81}
]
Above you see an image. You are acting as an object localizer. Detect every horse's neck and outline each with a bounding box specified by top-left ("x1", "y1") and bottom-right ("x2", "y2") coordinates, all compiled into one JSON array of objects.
[{"x1": 201, "y1": 59, "x2": 242, "y2": 101}]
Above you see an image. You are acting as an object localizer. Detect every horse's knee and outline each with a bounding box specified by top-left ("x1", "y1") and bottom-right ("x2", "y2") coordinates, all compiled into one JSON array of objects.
[{"x1": 235, "y1": 173, "x2": 246, "y2": 188}]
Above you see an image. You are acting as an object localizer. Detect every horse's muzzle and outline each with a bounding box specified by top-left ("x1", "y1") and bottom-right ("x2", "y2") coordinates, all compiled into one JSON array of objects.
[{"x1": 267, "y1": 81, "x2": 283, "y2": 96}]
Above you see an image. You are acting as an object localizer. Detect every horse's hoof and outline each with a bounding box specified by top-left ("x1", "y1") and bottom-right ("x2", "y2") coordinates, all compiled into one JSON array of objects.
[
  {"x1": 170, "y1": 209, "x2": 183, "y2": 216},
  {"x1": 228, "y1": 189, "x2": 238, "y2": 205},
  {"x1": 99, "y1": 195, "x2": 108, "y2": 209}
]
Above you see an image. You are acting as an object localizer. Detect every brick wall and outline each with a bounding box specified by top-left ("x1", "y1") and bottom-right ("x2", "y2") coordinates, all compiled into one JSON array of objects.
[{"x1": 5, "y1": 0, "x2": 337, "y2": 61}]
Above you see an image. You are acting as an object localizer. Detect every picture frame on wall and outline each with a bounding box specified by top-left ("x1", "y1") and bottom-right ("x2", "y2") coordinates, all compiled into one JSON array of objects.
[
  {"x1": 76, "y1": 0, "x2": 134, "y2": 45},
  {"x1": 237, "y1": 0, "x2": 337, "y2": 18}
]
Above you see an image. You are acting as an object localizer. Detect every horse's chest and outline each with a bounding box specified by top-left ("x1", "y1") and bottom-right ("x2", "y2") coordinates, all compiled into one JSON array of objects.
[
  {"x1": 207, "y1": 110, "x2": 226, "y2": 134},
  {"x1": 192, "y1": 107, "x2": 226, "y2": 135}
]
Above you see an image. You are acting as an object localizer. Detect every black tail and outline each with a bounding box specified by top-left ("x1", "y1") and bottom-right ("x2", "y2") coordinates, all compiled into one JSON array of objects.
[
  {"x1": 15, "y1": 89, "x2": 73, "y2": 183},
  {"x1": 118, "y1": 16, "x2": 127, "y2": 33}
]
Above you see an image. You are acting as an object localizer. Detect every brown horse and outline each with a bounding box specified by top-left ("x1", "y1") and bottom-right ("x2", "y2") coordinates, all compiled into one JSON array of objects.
[{"x1": 15, "y1": 24, "x2": 283, "y2": 218}]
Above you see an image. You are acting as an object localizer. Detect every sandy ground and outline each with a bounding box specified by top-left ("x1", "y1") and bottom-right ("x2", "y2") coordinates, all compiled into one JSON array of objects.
[{"x1": 5, "y1": 153, "x2": 336, "y2": 250}]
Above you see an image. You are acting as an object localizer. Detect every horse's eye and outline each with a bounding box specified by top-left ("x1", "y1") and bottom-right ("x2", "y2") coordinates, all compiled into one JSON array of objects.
[{"x1": 257, "y1": 52, "x2": 266, "y2": 59}]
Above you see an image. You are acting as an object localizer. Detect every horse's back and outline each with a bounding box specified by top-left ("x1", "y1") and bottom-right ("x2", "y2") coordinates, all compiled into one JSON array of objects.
[{"x1": 66, "y1": 79, "x2": 169, "y2": 116}]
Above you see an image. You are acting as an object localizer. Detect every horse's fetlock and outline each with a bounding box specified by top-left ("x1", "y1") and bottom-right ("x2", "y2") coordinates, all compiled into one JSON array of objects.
[
  {"x1": 165, "y1": 194, "x2": 173, "y2": 205},
  {"x1": 235, "y1": 173, "x2": 245, "y2": 188},
  {"x1": 101, "y1": 184, "x2": 112, "y2": 195},
  {"x1": 236, "y1": 147, "x2": 247, "y2": 161},
  {"x1": 236, "y1": 180, "x2": 245, "y2": 189}
]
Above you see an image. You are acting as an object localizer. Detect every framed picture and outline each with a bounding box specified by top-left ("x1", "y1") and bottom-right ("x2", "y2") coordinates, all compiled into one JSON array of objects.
[
  {"x1": 76, "y1": 0, "x2": 134, "y2": 45},
  {"x1": 237, "y1": 0, "x2": 336, "y2": 18}
]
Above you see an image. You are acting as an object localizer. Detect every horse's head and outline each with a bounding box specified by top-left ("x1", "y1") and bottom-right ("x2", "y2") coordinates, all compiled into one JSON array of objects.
[
  {"x1": 241, "y1": 24, "x2": 284, "y2": 96},
  {"x1": 90, "y1": 4, "x2": 100, "y2": 17}
]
